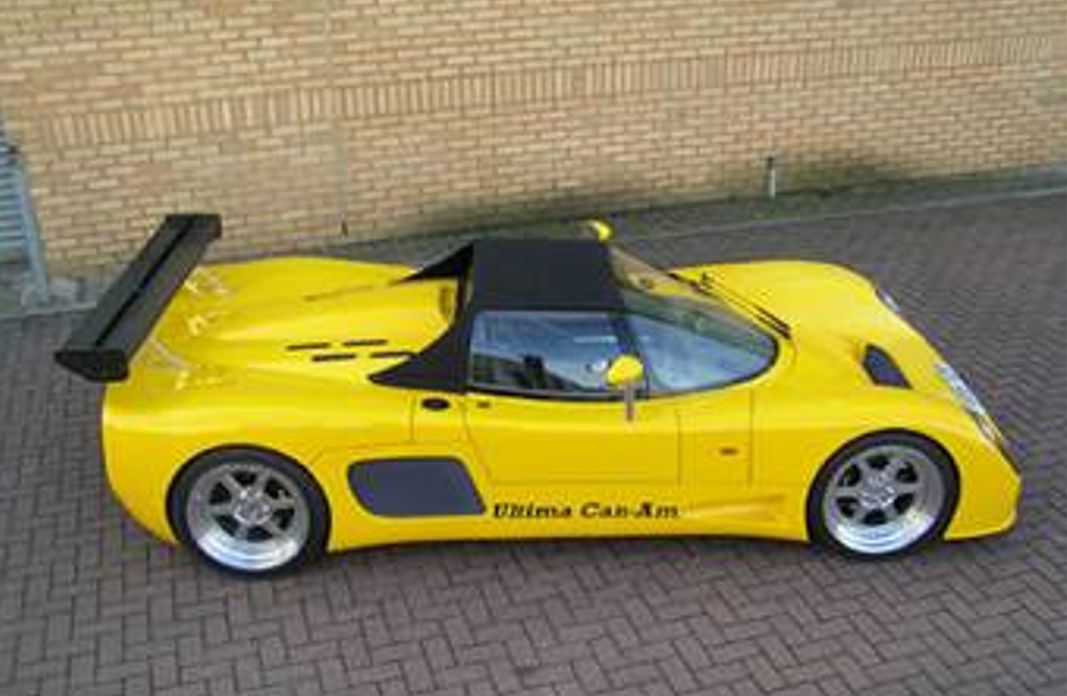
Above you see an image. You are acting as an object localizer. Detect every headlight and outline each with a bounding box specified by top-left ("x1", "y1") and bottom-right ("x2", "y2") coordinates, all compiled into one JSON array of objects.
[
  {"x1": 974, "y1": 408, "x2": 1017, "y2": 466},
  {"x1": 876, "y1": 286, "x2": 902, "y2": 315},
  {"x1": 936, "y1": 362, "x2": 988, "y2": 418},
  {"x1": 936, "y1": 361, "x2": 1016, "y2": 464},
  {"x1": 973, "y1": 413, "x2": 1000, "y2": 444}
]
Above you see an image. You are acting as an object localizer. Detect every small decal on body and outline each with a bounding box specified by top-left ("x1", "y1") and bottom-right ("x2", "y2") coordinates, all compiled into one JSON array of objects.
[{"x1": 492, "y1": 501, "x2": 680, "y2": 520}]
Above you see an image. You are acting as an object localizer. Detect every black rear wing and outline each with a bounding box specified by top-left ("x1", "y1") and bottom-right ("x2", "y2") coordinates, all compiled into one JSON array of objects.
[{"x1": 54, "y1": 214, "x2": 221, "y2": 382}]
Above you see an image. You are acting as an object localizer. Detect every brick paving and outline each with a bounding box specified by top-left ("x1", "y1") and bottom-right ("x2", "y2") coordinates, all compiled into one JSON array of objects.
[{"x1": 1, "y1": 193, "x2": 1064, "y2": 696}]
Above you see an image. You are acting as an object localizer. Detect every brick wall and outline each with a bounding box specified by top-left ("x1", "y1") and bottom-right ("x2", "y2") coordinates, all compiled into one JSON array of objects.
[{"x1": 0, "y1": 0, "x2": 1064, "y2": 271}]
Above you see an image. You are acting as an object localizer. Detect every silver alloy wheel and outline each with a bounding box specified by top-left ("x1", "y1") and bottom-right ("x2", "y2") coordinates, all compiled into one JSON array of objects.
[
  {"x1": 821, "y1": 444, "x2": 946, "y2": 555},
  {"x1": 185, "y1": 461, "x2": 311, "y2": 572}
]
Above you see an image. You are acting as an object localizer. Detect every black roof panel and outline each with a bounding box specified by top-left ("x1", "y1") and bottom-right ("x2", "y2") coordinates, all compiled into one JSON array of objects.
[
  {"x1": 407, "y1": 238, "x2": 622, "y2": 311},
  {"x1": 468, "y1": 238, "x2": 622, "y2": 311}
]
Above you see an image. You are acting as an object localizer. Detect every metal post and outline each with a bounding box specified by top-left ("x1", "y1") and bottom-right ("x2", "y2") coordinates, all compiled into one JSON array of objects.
[{"x1": 765, "y1": 154, "x2": 778, "y2": 200}]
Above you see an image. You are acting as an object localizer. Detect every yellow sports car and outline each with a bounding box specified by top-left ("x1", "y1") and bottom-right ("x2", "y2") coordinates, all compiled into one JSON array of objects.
[{"x1": 56, "y1": 214, "x2": 1020, "y2": 576}]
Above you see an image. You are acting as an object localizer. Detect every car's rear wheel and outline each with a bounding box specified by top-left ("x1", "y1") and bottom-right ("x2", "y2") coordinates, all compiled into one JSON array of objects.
[
  {"x1": 169, "y1": 448, "x2": 329, "y2": 577},
  {"x1": 808, "y1": 433, "x2": 958, "y2": 558}
]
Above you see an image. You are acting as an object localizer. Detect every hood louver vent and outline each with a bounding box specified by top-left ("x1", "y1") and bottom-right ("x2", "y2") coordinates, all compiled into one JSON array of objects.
[
  {"x1": 311, "y1": 353, "x2": 357, "y2": 362},
  {"x1": 286, "y1": 338, "x2": 388, "y2": 350},
  {"x1": 370, "y1": 350, "x2": 416, "y2": 359},
  {"x1": 284, "y1": 338, "x2": 399, "y2": 364},
  {"x1": 286, "y1": 342, "x2": 330, "y2": 351}
]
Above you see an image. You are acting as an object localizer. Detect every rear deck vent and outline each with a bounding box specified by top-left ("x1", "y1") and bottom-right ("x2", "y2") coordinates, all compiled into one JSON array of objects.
[
  {"x1": 311, "y1": 352, "x2": 357, "y2": 362},
  {"x1": 342, "y1": 338, "x2": 388, "y2": 347},
  {"x1": 287, "y1": 341, "x2": 331, "y2": 351},
  {"x1": 370, "y1": 350, "x2": 415, "y2": 359},
  {"x1": 862, "y1": 345, "x2": 910, "y2": 388}
]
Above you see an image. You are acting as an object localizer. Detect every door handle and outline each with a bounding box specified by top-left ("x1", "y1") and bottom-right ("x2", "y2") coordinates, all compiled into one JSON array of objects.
[{"x1": 420, "y1": 397, "x2": 451, "y2": 411}]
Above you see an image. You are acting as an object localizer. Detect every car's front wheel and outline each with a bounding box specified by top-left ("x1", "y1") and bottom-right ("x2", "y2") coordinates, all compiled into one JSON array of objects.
[
  {"x1": 169, "y1": 448, "x2": 329, "y2": 576},
  {"x1": 808, "y1": 433, "x2": 958, "y2": 558}
]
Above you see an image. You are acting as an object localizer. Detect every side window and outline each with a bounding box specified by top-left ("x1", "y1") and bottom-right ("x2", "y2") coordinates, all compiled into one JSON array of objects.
[
  {"x1": 627, "y1": 313, "x2": 773, "y2": 394},
  {"x1": 469, "y1": 311, "x2": 623, "y2": 398}
]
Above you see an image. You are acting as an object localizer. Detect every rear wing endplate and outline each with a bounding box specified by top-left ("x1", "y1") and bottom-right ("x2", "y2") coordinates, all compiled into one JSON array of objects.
[{"x1": 54, "y1": 213, "x2": 221, "y2": 382}]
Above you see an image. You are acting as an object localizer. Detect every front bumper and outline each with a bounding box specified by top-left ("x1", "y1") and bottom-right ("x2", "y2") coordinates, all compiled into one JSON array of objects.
[{"x1": 943, "y1": 430, "x2": 1022, "y2": 540}]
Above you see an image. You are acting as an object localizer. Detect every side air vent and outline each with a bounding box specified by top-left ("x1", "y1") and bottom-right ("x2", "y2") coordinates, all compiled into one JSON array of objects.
[
  {"x1": 862, "y1": 345, "x2": 910, "y2": 388},
  {"x1": 343, "y1": 338, "x2": 388, "y2": 347}
]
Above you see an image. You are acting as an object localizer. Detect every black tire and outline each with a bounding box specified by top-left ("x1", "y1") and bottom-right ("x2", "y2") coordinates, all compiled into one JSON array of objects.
[
  {"x1": 168, "y1": 447, "x2": 330, "y2": 577},
  {"x1": 806, "y1": 432, "x2": 959, "y2": 559}
]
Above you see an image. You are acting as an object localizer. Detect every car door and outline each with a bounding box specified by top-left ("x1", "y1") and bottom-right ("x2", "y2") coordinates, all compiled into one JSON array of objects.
[
  {"x1": 463, "y1": 310, "x2": 679, "y2": 486},
  {"x1": 622, "y1": 306, "x2": 777, "y2": 493}
]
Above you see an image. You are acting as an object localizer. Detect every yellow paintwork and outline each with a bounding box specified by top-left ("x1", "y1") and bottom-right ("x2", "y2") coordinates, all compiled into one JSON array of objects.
[
  {"x1": 100, "y1": 252, "x2": 1020, "y2": 553},
  {"x1": 605, "y1": 354, "x2": 644, "y2": 388},
  {"x1": 584, "y1": 219, "x2": 614, "y2": 242}
]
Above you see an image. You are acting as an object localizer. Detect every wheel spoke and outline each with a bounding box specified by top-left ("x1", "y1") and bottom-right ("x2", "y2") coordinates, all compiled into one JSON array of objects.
[
  {"x1": 221, "y1": 473, "x2": 244, "y2": 497},
  {"x1": 856, "y1": 457, "x2": 878, "y2": 482},
  {"x1": 895, "y1": 481, "x2": 922, "y2": 495},
  {"x1": 269, "y1": 495, "x2": 296, "y2": 511},
  {"x1": 250, "y1": 471, "x2": 268, "y2": 496},
  {"x1": 832, "y1": 486, "x2": 858, "y2": 501},
  {"x1": 261, "y1": 518, "x2": 286, "y2": 538},
  {"x1": 208, "y1": 502, "x2": 235, "y2": 517},
  {"x1": 885, "y1": 456, "x2": 908, "y2": 478}
]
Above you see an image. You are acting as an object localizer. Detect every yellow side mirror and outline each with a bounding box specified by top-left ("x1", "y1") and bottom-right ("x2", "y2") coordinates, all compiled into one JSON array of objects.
[
  {"x1": 582, "y1": 219, "x2": 614, "y2": 242},
  {"x1": 605, "y1": 354, "x2": 644, "y2": 389},
  {"x1": 605, "y1": 355, "x2": 644, "y2": 421}
]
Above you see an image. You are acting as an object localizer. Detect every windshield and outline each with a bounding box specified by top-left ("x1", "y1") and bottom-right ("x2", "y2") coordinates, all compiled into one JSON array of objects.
[{"x1": 610, "y1": 249, "x2": 777, "y2": 393}]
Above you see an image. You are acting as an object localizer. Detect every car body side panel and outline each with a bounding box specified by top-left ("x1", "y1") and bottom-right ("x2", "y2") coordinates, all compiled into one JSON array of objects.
[{"x1": 462, "y1": 392, "x2": 679, "y2": 485}]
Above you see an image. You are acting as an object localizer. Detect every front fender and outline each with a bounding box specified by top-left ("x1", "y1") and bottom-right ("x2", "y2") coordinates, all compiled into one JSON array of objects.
[{"x1": 752, "y1": 387, "x2": 1020, "y2": 542}]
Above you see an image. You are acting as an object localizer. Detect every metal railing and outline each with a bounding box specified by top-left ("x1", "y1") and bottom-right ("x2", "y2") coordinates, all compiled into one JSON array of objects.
[{"x1": 0, "y1": 138, "x2": 50, "y2": 303}]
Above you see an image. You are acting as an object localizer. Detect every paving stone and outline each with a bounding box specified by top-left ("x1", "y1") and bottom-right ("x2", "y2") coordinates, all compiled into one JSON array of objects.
[{"x1": 0, "y1": 193, "x2": 1064, "y2": 695}]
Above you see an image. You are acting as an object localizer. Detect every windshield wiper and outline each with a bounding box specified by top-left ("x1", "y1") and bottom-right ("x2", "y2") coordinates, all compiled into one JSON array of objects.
[{"x1": 670, "y1": 270, "x2": 792, "y2": 339}]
